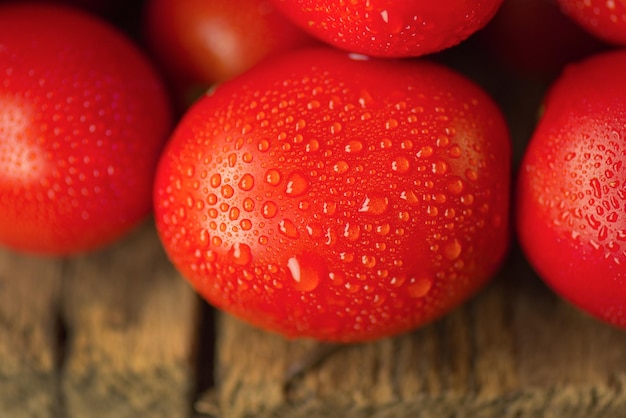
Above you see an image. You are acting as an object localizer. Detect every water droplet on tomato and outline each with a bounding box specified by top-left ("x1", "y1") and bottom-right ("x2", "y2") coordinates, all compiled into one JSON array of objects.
[
  {"x1": 432, "y1": 160, "x2": 449, "y2": 175},
  {"x1": 261, "y1": 201, "x2": 278, "y2": 219},
  {"x1": 265, "y1": 169, "x2": 281, "y2": 185},
  {"x1": 392, "y1": 157, "x2": 410, "y2": 173},
  {"x1": 359, "y1": 195, "x2": 389, "y2": 215},
  {"x1": 221, "y1": 184, "x2": 234, "y2": 198},
  {"x1": 258, "y1": 139, "x2": 270, "y2": 152},
  {"x1": 227, "y1": 242, "x2": 252, "y2": 266},
  {"x1": 408, "y1": 276, "x2": 433, "y2": 298},
  {"x1": 287, "y1": 254, "x2": 323, "y2": 292},
  {"x1": 240, "y1": 219, "x2": 252, "y2": 230},
  {"x1": 279, "y1": 219, "x2": 299, "y2": 239},
  {"x1": 343, "y1": 223, "x2": 361, "y2": 241},
  {"x1": 243, "y1": 197, "x2": 255, "y2": 212},
  {"x1": 465, "y1": 168, "x2": 478, "y2": 182},
  {"x1": 417, "y1": 146, "x2": 434, "y2": 158},
  {"x1": 238, "y1": 173, "x2": 254, "y2": 191},
  {"x1": 334, "y1": 160, "x2": 350, "y2": 174},
  {"x1": 345, "y1": 140, "x2": 363, "y2": 153},
  {"x1": 210, "y1": 173, "x2": 221, "y2": 188},
  {"x1": 285, "y1": 172, "x2": 308, "y2": 196},
  {"x1": 306, "y1": 139, "x2": 320, "y2": 152},
  {"x1": 444, "y1": 239, "x2": 462, "y2": 260}
]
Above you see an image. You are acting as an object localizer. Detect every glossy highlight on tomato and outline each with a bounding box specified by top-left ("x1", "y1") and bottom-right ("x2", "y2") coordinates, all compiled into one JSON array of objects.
[
  {"x1": 0, "y1": 3, "x2": 172, "y2": 255},
  {"x1": 154, "y1": 47, "x2": 511, "y2": 342},
  {"x1": 557, "y1": 0, "x2": 626, "y2": 45},
  {"x1": 516, "y1": 50, "x2": 626, "y2": 328}
]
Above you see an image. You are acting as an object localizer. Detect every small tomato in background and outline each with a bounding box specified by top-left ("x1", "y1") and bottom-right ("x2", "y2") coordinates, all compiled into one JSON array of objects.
[
  {"x1": 557, "y1": 0, "x2": 626, "y2": 45},
  {"x1": 268, "y1": 0, "x2": 503, "y2": 57},
  {"x1": 516, "y1": 50, "x2": 626, "y2": 328},
  {"x1": 0, "y1": 3, "x2": 172, "y2": 255},
  {"x1": 154, "y1": 48, "x2": 511, "y2": 342},
  {"x1": 142, "y1": 0, "x2": 317, "y2": 109}
]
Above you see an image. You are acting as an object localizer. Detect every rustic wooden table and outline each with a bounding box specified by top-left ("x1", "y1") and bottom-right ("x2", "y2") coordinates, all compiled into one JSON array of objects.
[{"x1": 2, "y1": 219, "x2": 626, "y2": 418}]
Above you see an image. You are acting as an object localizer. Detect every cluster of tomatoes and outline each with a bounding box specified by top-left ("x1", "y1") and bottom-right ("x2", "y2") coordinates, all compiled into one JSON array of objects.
[{"x1": 0, "y1": 0, "x2": 625, "y2": 342}]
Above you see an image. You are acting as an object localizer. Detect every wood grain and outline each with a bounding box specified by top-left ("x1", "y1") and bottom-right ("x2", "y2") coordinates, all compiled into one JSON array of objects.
[
  {"x1": 207, "y1": 248, "x2": 626, "y2": 418},
  {"x1": 0, "y1": 248, "x2": 63, "y2": 418},
  {"x1": 58, "y1": 222, "x2": 200, "y2": 418}
]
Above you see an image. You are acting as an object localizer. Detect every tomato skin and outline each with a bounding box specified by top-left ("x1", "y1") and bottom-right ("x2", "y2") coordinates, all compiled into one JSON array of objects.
[
  {"x1": 516, "y1": 50, "x2": 626, "y2": 328},
  {"x1": 557, "y1": 0, "x2": 626, "y2": 45},
  {"x1": 142, "y1": 0, "x2": 316, "y2": 108},
  {"x1": 154, "y1": 47, "x2": 511, "y2": 342},
  {"x1": 268, "y1": 0, "x2": 503, "y2": 57},
  {"x1": 0, "y1": 4, "x2": 172, "y2": 255}
]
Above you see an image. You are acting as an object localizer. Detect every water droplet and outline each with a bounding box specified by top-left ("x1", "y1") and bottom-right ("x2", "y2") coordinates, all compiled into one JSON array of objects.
[
  {"x1": 448, "y1": 145, "x2": 462, "y2": 158},
  {"x1": 590, "y1": 177, "x2": 602, "y2": 198},
  {"x1": 359, "y1": 195, "x2": 389, "y2": 215},
  {"x1": 417, "y1": 146, "x2": 434, "y2": 158},
  {"x1": 361, "y1": 255, "x2": 377, "y2": 268},
  {"x1": 285, "y1": 172, "x2": 308, "y2": 196},
  {"x1": 444, "y1": 239, "x2": 462, "y2": 260},
  {"x1": 226, "y1": 242, "x2": 252, "y2": 266},
  {"x1": 447, "y1": 178, "x2": 464, "y2": 194},
  {"x1": 376, "y1": 223, "x2": 391, "y2": 235},
  {"x1": 392, "y1": 157, "x2": 410, "y2": 173},
  {"x1": 243, "y1": 197, "x2": 255, "y2": 212},
  {"x1": 465, "y1": 168, "x2": 478, "y2": 182},
  {"x1": 262, "y1": 201, "x2": 278, "y2": 218},
  {"x1": 345, "y1": 140, "x2": 363, "y2": 153},
  {"x1": 408, "y1": 276, "x2": 433, "y2": 298},
  {"x1": 330, "y1": 122, "x2": 342, "y2": 135},
  {"x1": 565, "y1": 152, "x2": 576, "y2": 161},
  {"x1": 207, "y1": 193, "x2": 218, "y2": 205},
  {"x1": 432, "y1": 160, "x2": 448, "y2": 175},
  {"x1": 240, "y1": 219, "x2": 252, "y2": 230},
  {"x1": 390, "y1": 275, "x2": 406, "y2": 287},
  {"x1": 323, "y1": 201, "x2": 337, "y2": 215},
  {"x1": 228, "y1": 153, "x2": 237, "y2": 167},
  {"x1": 221, "y1": 184, "x2": 234, "y2": 198},
  {"x1": 279, "y1": 219, "x2": 299, "y2": 239},
  {"x1": 210, "y1": 173, "x2": 222, "y2": 188},
  {"x1": 329, "y1": 271, "x2": 346, "y2": 286},
  {"x1": 385, "y1": 118, "x2": 399, "y2": 130},
  {"x1": 334, "y1": 160, "x2": 350, "y2": 174},
  {"x1": 258, "y1": 139, "x2": 270, "y2": 152},
  {"x1": 288, "y1": 253, "x2": 323, "y2": 292},
  {"x1": 343, "y1": 223, "x2": 361, "y2": 241},
  {"x1": 400, "y1": 190, "x2": 419, "y2": 205},
  {"x1": 460, "y1": 194, "x2": 474, "y2": 206},
  {"x1": 306, "y1": 139, "x2": 320, "y2": 152},
  {"x1": 265, "y1": 169, "x2": 281, "y2": 185},
  {"x1": 306, "y1": 222, "x2": 323, "y2": 238},
  {"x1": 238, "y1": 173, "x2": 255, "y2": 191}
]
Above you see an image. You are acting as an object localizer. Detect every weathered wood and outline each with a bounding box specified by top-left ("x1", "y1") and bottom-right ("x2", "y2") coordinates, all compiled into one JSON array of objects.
[
  {"x1": 0, "y1": 248, "x2": 63, "y2": 418},
  {"x1": 60, "y1": 222, "x2": 199, "y2": 418},
  {"x1": 208, "y1": 249, "x2": 626, "y2": 418}
]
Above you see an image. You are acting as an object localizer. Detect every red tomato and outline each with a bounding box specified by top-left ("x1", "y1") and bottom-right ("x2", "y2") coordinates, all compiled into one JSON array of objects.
[
  {"x1": 0, "y1": 3, "x2": 172, "y2": 255},
  {"x1": 268, "y1": 0, "x2": 503, "y2": 57},
  {"x1": 557, "y1": 0, "x2": 626, "y2": 45},
  {"x1": 154, "y1": 47, "x2": 511, "y2": 342},
  {"x1": 142, "y1": 0, "x2": 316, "y2": 109},
  {"x1": 516, "y1": 50, "x2": 626, "y2": 328}
]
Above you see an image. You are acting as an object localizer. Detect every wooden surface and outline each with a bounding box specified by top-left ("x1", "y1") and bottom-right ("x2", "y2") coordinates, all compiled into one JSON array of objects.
[
  {"x1": 0, "y1": 222, "x2": 199, "y2": 418},
  {"x1": 204, "y1": 247, "x2": 626, "y2": 418},
  {"x1": 3, "y1": 222, "x2": 626, "y2": 418}
]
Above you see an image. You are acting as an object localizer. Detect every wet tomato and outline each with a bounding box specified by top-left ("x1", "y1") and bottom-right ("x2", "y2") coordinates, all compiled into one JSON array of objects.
[
  {"x1": 154, "y1": 47, "x2": 511, "y2": 342},
  {"x1": 516, "y1": 50, "x2": 626, "y2": 328},
  {"x1": 557, "y1": 0, "x2": 626, "y2": 45},
  {"x1": 0, "y1": 3, "x2": 172, "y2": 255},
  {"x1": 268, "y1": 0, "x2": 503, "y2": 57}
]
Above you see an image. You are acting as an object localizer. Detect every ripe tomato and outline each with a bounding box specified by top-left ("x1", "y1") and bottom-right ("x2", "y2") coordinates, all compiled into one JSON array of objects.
[
  {"x1": 556, "y1": 0, "x2": 626, "y2": 45},
  {"x1": 154, "y1": 47, "x2": 511, "y2": 342},
  {"x1": 0, "y1": 3, "x2": 172, "y2": 255},
  {"x1": 516, "y1": 50, "x2": 626, "y2": 328},
  {"x1": 142, "y1": 0, "x2": 316, "y2": 109},
  {"x1": 268, "y1": 0, "x2": 503, "y2": 57}
]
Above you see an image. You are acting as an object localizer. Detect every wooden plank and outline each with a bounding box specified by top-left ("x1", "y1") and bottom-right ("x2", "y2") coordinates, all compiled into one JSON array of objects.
[
  {"x1": 0, "y1": 248, "x2": 63, "y2": 418},
  {"x1": 206, "y1": 248, "x2": 626, "y2": 418},
  {"x1": 60, "y1": 221, "x2": 200, "y2": 418}
]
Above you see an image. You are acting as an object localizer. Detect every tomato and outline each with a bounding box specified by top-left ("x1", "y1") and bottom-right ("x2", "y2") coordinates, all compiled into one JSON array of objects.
[
  {"x1": 154, "y1": 47, "x2": 511, "y2": 342},
  {"x1": 556, "y1": 0, "x2": 626, "y2": 45},
  {"x1": 0, "y1": 3, "x2": 172, "y2": 255},
  {"x1": 516, "y1": 50, "x2": 626, "y2": 328},
  {"x1": 268, "y1": 0, "x2": 503, "y2": 57},
  {"x1": 142, "y1": 0, "x2": 316, "y2": 109}
]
